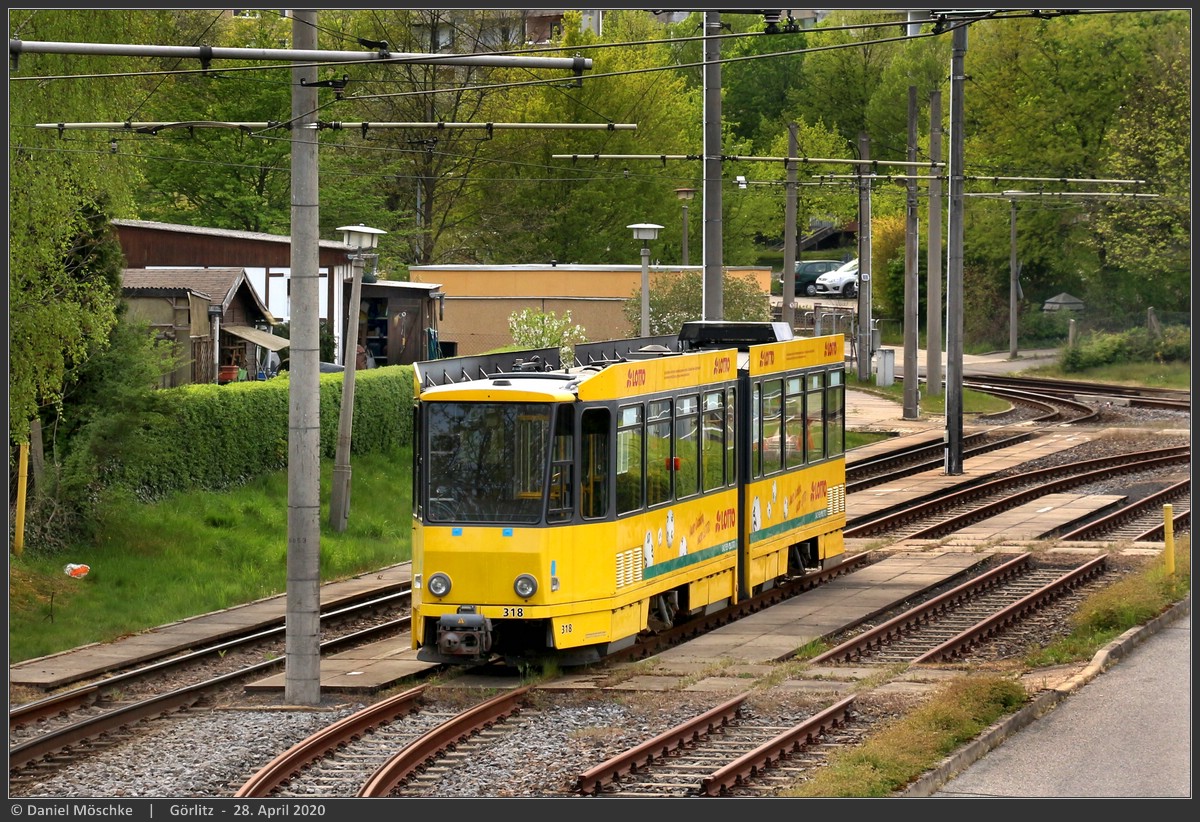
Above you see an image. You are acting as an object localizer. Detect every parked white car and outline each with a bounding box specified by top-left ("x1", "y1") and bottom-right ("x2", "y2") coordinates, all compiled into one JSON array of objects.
[{"x1": 814, "y1": 258, "x2": 859, "y2": 298}]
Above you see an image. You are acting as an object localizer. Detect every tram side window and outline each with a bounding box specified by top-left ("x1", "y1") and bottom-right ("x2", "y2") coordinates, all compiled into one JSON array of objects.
[
  {"x1": 701, "y1": 389, "x2": 726, "y2": 492},
  {"x1": 724, "y1": 387, "x2": 736, "y2": 485},
  {"x1": 807, "y1": 373, "x2": 826, "y2": 460},
  {"x1": 675, "y1": 394, "x2": 700, "y2": 499},
  {"x1": 647, "y1": 398, "x2": 673, "y2": 507},
  {"x1": 546, "y1": 405, "x2": 575, "y2": 523},
  {"x1": 580, "y1": 408, "x2": 610, "y2": 519},
  {"x1": 751, "y1": 383, "x2": 762, "y2": 478},
  {"x1": 827, "y1": 369, "x2": 846, "y2": 456},
  {"x1": 616, "y1": 404, "x2": 644, "y2": 515},
  {"x1": 761, "y1": 378, "x2": 783, "y2": 475},
  {"x1": 784, "y1": 376, "x2": 806, "y2": 469}
]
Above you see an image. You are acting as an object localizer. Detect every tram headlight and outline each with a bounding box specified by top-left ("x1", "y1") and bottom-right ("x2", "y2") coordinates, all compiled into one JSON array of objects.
[
  {"x1": 427, "y1": 573, "x2": 452, "y2": 597},
  {"x1": 513, "y1": 573, "x2": 538, "y2": 598}
]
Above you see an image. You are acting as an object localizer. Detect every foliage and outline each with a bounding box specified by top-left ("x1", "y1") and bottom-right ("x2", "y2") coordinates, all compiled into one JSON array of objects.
[
  {"x1": 960, "y1": 12, "x2": 1189, "y2": 318},
  {"x1": 9, "y1": 9, "x2": 145, "y2": 445},
  {"x1": 868, "y1": 215, "x2": 909, "y2": 321},
  {"x1": 272, "y1": 319, "x2": 336, "y2": 365},
  {"x1": 315, "y1": 9, "x2": 530, "y2": 270},
  {"x1": 623, "y1": 270, "x2": 770, "y2": 336},
  {"x1": 1060, "y1": 325, "x2": 1191, "y2": 372},
  {"x1": 30, "y1": 317, "x2": 181, "y2": 543},
  {"x1": 508, "y1": 308, "x2": 588, "y2": 350},
  {"x1": 134, "y1": 12, "x2": 295, "y2": 232},
  {"x1": 760, "y1": 120, "x2": 861, "y2": 249},
  {"x1": 1016, "y1": 308, "x2": 1073, "y2": 348},
  {"x1": 786, "y1": 10, "x2": 907, "y2": 148},
  {"x1": 1086, "y1": 17, "x2": 1190, "y2": 312},
  {"x1": 33, "y1": 367, "x2": 413, "y2": 523}
]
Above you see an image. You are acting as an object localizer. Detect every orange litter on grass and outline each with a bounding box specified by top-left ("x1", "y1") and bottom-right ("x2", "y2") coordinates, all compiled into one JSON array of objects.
[{"x1": 64, "y1": 563, "x2": 90, "y2": 578}]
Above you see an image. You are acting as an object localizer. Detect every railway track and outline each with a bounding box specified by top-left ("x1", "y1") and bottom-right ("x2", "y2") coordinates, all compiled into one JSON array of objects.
[
  {"x1": 963, "y1": 375, "x2": 1190, "y2": 412},
  {"x1": 846, "y1": 446, "x2": 1189, "y2": 540},
  {"x1": 1056, "y1": 478, "x2": 1190, "y2": 542},
  {"x1": 9, "y1": 375, "x2": 1188, "y2": 798},
  {"x1": 9, "y1": 592, "x2": 414, "y2": 774},
  {"x1": 810, "y1": 554, "x2": 1108, "y2": 666},
  {"x1": 575, "y1": 693, "x2": 865, "y2": 797},
  {"x1": 229, "y1": 554, "x2": 1111, "y2": 798}
]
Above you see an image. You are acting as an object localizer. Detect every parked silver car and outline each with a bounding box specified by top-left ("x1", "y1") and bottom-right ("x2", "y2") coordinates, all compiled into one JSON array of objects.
[{"x1": 814, "y1": 258, "x2": 859, "y2": 298}]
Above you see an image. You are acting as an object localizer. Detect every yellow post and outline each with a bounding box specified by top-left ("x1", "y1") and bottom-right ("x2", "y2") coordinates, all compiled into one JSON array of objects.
[
  {"x1": 14, "y1": 442, "x2": 29, "y2": 556},
  {"x1": 1163, "y1": 503, "x2": 1174, "y2": 576}
]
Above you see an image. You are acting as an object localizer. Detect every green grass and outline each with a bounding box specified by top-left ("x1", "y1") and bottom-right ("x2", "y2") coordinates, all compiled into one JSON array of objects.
[
  {"x1": 847, "y1": 373, "x2": 1012, "y2": 416},
  {"x1": 1026, "y1": 359, "x2": 1190, "y2": 390},
  {"x1": 9, "y1": 448, "x2": 412, "y2": 663}
]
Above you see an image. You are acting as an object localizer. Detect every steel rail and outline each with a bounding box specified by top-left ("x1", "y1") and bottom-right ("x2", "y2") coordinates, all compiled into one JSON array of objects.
[
  {"x1": 576, "y1": 692, "x2": 749, "y2": 795},
  {"x1": 808, "y1": 553, "x2": 1033, "y2": 665},
  {"x1": 358, "y1": 686, "x2": 532, "y2": 797},
  {"x1": 235, "y1": 685, "x2": 427, "y2": 798},
  {"x1": 699, "y1": 694, "x2": 857, "y2": 796},
  {"x1": 912, "y1": 555, "x2": 1108, "y2": 664}
]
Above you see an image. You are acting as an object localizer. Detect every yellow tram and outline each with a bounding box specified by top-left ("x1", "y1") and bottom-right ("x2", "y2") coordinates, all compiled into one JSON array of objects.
[{"x1": 410, "y1": 321, "x2": 846, "y2": 666}]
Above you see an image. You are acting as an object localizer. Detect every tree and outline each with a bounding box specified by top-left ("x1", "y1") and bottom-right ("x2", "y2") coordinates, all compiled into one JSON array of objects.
[
  {"x1": 1086, "y1": 17, "x2": 1190, "y2": 314},
  {"x1": 315, "y1": 9, "x2": 533, "y2": 271},
  {"x1": 958, "y1": 12, "x2": 1188, "y2": 315},
  {"x1": 624, "y1": 270, "x2": 770, "y2": 336},
  {"x1": 464, "y1": 10, "x2": 706, "y2": 268},
  {"x1": 786, "y1": 10, "x2": 905, "y2": 148},
  {"x1": 134, "y1": 12, "x2": 295, "y2": 233},
  {"x1": 8, "y1": 8, "x2": 172, "y2": 444},
  {"x1": 508, "y1": 308, "x2": 587, "y2": 349}
]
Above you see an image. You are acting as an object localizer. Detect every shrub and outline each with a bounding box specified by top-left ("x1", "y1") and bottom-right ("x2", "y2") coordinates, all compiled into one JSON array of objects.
[{"x1": 1060, "y1": 324, "x2": 1190, "y2": 372}]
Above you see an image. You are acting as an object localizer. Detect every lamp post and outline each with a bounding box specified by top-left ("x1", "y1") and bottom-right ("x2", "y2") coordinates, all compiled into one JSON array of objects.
[
  {"x1": 207, "y1": 303, "x2": 223, "y2": 383},
  {"x1": 674, "y1": 188, "x2": 695, "y2": 266},
  {"x1": 329, "y1": 223, "x2": 386, "y2": 532},
  {"x1": 628, "y1": 222, "x2": 662, "y2": 337}
]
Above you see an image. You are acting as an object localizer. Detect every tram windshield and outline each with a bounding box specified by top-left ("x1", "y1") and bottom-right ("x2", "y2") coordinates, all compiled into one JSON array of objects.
[{"x1": 424, "y1": 401, "x2": 554, "y2": 524}]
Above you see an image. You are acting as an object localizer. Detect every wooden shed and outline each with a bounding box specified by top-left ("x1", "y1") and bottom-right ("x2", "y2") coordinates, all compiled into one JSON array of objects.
[
  {"x1": 122, "y1": 268, "x2": 285, "y2": 386},
  {"x1": 113, "y1": 219, "x2": 446, "y2": 368}
]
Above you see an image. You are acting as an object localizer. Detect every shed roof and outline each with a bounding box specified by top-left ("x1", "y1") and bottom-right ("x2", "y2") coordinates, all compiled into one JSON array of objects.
[
  {"x1": 122, "y1": 267, "x2": 273, "y2": 322},
  {"x1": 113, "y1": 219, "x2": 353, "y2": 251}
]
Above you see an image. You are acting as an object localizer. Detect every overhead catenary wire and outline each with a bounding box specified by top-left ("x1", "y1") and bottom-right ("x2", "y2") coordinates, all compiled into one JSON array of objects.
[{"x1": 36, "y1": 120, "x2": 638, "y2": 134}]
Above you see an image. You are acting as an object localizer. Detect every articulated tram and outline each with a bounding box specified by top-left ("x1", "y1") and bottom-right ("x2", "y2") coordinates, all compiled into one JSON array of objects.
[{"x1": 410, "y1": 321, "x2": 846, "y2": 666}]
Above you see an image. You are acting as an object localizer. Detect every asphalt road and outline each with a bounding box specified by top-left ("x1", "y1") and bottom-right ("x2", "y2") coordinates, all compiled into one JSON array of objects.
[{"x1": 931, "y1": 602, "x2": 1192, "y2": 798}]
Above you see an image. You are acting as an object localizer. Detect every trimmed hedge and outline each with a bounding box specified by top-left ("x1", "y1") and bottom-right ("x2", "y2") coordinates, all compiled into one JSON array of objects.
[{"x1": 101, "y1": 366, "x2": 414, "y2": 500}]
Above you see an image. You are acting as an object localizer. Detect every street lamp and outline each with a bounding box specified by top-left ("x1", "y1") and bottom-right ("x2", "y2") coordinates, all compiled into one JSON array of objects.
[
  {"x1": 330, "y1": 223, "x2": 386, "y2": 533},
  {"x1": 628, "y1": 222, "x2": 662, "y2": 337},
  {"x1": 674, "y1": 187, "x2": 696, "y2": 266},
  {"x1": 207, "y1": 303, "x2": 223, "y2": 383}
]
